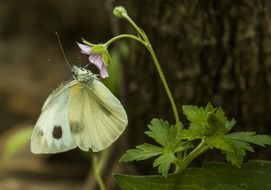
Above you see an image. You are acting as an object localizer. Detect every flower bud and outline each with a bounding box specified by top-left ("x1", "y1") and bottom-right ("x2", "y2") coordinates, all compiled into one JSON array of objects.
[{"x1": 113, "y1": 6, "x2": 127, "y2": 18}]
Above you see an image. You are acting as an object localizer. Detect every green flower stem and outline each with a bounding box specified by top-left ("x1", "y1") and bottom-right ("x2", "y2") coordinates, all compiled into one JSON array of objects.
[
  {"x1": 175, "y1": 140, "x2": 209, "y2": 173},
  {"x1": 107, "y1": 15, "x2": 181, "y2": 128},
  {"x1": 146, "y1": 46, "x2": 181, "y2": 128},
  {"x1": 92, "y1": 153, "x2": 106, "y2": 190},
  {"x1": 123, "y1": 13, "x2": 149, "y2": 42},
  {"x1": 125, "y1": 14, "x2": 181, "y2": 128},
  {"x1": 105, "y1": 34, "x2": 148, "y2": 47}
]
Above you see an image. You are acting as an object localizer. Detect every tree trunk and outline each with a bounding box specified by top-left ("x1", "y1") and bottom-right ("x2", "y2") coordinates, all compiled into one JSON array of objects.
[{"x1": 121, "y1": 0, "x2": 271, "y2": 168}]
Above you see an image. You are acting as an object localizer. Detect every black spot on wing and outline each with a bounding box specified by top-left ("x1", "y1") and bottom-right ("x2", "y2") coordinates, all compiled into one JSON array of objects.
[{"x1": 53, "y1": 126, "x2": 62, "y2": 139}]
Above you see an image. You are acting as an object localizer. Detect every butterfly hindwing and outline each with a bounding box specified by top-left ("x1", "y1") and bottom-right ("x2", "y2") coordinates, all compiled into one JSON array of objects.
[
  {"x1": 68, "y1": 79, "x2": 128, "y2": 152},
  {"x1": 31, "y1": 83, "x2": 76, "y2": 153}
]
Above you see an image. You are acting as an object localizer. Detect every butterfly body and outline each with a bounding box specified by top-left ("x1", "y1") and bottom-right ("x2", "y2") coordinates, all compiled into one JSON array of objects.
[{"x1": 31, "y1": 66, "x2": 128, "y2": 153}]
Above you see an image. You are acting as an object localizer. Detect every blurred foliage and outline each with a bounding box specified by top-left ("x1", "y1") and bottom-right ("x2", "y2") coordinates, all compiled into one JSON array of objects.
[
  {"x1": 103, "y1": 41, "x2": 129, "y2": 93},
  {"x1": 1, "y1": 126, "x2": 32, "y2": 163}
]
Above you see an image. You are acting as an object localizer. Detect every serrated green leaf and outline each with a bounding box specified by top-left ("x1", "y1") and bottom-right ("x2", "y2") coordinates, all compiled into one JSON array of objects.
[
  {"x1": 182, "y1": 103, "x2": 235, "y2": 140},
  {"x1": 153, "y1": 153, "x2": 176, "y2": 177},
  {"x1": 205, "y1": 102, "x2": 214, "y2": 111},
  {"x1": 222, "y1": 132, "x2": 271, "y2": 167},
  {"x1": 207, "y1": 110, "x2": 227, "y2": 135},
  {"x1": 205, "y1": 135, "x2": 233, "y2": 152},
  {"x1": 182, "y1": 104, "x2": 212, "y2": 138},
  {"x1": 179, "y1": 125, "x2": 203, "y2": 140},
  {"x1": 227, "y1": 132, "x2": 271, "y2": 147},
  {"x1": 174, "y1": 141, "x2": 194, "y2": 153},
  {"x1": 115, "y1": 160, "x2": 271, "y2": 190},
  {"x1": 145, "y1": 119, "x2": 177, "y2": 148},
  {"x1": 120, "y1": 119, "x2": 191, "y2": 176},
  {"x1": 225, "y1": 119, "x2": 236, "y2": 132},
  {"x1": 223, "y1": 140, "x2": 254, "y2": 167},
  {"x1": 182, "y1": 105, "x2": 210, "y2": 125},
  {"x1": 213, "y1": 107, "x2": 227, "y2": 122},
  {"x1": 120, "y1": 143, "x2": 163, "y2": 162}
]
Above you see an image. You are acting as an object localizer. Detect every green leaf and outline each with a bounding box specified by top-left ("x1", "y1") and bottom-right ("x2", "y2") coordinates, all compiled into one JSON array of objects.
[
  {"x1": 120, "y1": 119, "x2": 192, "y2": 176},
  {"x1": 223, "y1": 140, "x2": 254, "y2": 167},
  {"x1": 153, "y1": 153, "x2": 176, "y2": 177},
  {"x1": 1, "y1": 127, "x2": 32, "y2": 163},
  {"x1": 205, "y1": 135, "x2": 233, "y2": 152},
  {"x1": 120, "y1": 144, "x2": 163, "y2": 162},
  {"x1": 205, "y1": 102, "x2": 214, "y2": 111},
  {"x1": 222, "y1": 132, "x2": 271, "y2": 167},
  {"x1": 179, "y1": 126, "x2": 203, "y2": 140},
  {"x1": 227, "y1": 132, "x2": 271, "y2": 147},
  {"x1": 182, "y1": 105, "x2": 210, "y2": 125},
  {"x1": 115, "y1": 160, "x2": 271, "y2": 190},
  {"x1": 174, "y1": 141, "x2": 194, "y2": 153},
  {"x1": 182, "y1": 104, "x2": 213, "y2": 139},
  {"x1": 207, "y1": 110, "x2": 228, "y2": 134},
  {"x1": 145, "y1": 119, "x2": 178, "y2": 149},
  {"x1": 181, "y1": 103, "x2": 235, "y2": 141},
  {"x1": 225, "y1": 119, "x2": 236, "y2": 132},
  {"x1": 145, "y1": 119, "x2": 193, "y2": 153}
]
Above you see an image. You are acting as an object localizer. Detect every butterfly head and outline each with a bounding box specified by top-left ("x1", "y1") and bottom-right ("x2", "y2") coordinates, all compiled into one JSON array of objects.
[{"x1": 71, "y1": 66, "x2": 96, "y2": 82}]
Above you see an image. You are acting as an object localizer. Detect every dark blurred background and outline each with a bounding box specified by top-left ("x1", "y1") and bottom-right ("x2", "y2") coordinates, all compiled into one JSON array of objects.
[{"x1": 0, "y1": 0, "x2": 271, "y2": 189}]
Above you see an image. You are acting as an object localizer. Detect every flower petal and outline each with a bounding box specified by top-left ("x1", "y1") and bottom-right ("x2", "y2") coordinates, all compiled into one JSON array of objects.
[
  {"x1": 100, "y1": 64, "x2": 109, "y2": 78},
  {"x1": 89, "y1": 54, "x2": 103, "y2": 69},
  {"x1": 77, "y1": 42, "x2": 92, "y2": 54}
]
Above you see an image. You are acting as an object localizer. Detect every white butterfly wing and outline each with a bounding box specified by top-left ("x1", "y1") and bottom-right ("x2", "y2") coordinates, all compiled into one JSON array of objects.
[
  {"x1": 68, "y1": 79, "x2": 128, "y2": 152},
  {"x1": 31, "y1": 83, "x2": 76, "y2": 154}
]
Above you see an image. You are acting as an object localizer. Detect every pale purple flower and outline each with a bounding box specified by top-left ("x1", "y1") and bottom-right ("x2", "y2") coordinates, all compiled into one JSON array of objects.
[{"x1": 77, "y1": 42, "x2": 109, "y2": 78}]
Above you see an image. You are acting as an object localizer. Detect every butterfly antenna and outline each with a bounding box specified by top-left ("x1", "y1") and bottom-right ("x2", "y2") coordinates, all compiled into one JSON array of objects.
[{"x1": 55, "y1": 32, "x2": 72, "y2": 70}]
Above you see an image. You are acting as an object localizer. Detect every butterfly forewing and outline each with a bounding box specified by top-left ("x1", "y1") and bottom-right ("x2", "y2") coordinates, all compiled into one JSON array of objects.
[{"x1": 31, "y1": 83, "x2": 76, "y2": 153}]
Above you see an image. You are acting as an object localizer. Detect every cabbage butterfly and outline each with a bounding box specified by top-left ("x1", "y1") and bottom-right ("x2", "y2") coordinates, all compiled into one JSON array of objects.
[{"x1": 31, "y1": 66, "x2": 128, "y2": 153}]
